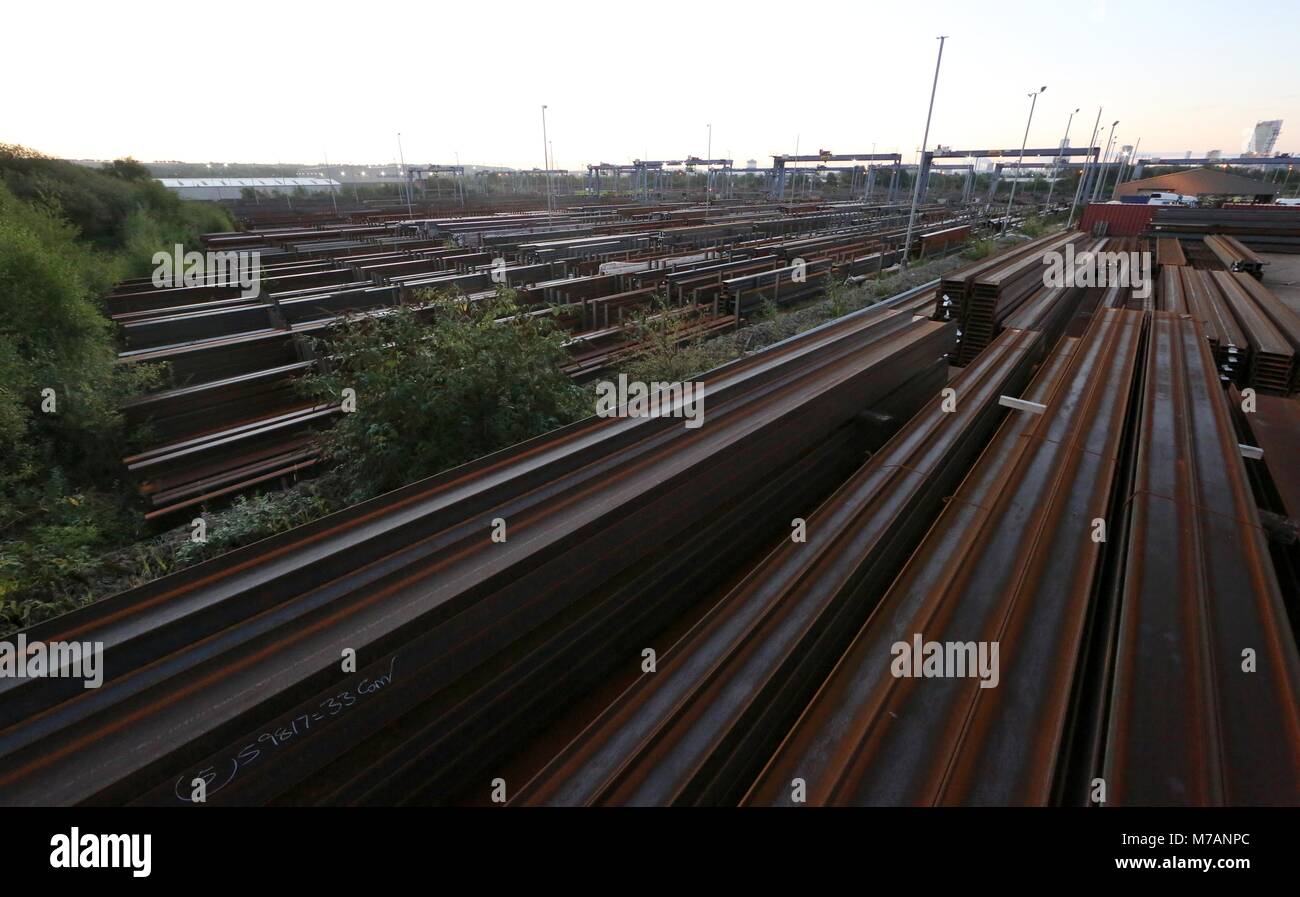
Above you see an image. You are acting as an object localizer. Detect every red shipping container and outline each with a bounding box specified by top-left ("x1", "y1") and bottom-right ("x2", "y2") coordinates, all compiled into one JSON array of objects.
[{"x1": 1078, "y1": 202, "x2": 1156, "y2": 236}]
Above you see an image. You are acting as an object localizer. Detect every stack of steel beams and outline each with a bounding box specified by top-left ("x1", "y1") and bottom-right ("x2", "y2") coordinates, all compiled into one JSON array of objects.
[
  {"x1": 0, "y1": 293, "x2": 954, "y2": 807},
  {"x1": 744, "y1": 309, "x2": 1144, "y2": 805},
  {"x1": 1103, "y1": 312, "x2": 1300, "y2": 805},
  {"x1": 1205, "y1": 234, "x2": 1267, "y2": 277},
  {"x1": 512, "y1": 325, "x2": 1048, "y2": 806},
  {"x1": 1214, "y1": 271, "x2": 1295, "y2": 393}
]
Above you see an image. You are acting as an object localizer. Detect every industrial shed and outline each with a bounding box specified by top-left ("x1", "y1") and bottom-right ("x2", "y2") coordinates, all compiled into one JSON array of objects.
[
  {"x1": 157, "y1": 176, "x2": 341, "y2": 200},
  {"x1": 1113, "y1": 167, "x2": 1280, "y2": 201}
]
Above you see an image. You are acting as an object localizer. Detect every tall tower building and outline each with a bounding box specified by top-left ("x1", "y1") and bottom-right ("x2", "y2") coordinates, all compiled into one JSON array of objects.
[{"x1": 1245, "y1": 120, "x2": 1283, "y2": 156}]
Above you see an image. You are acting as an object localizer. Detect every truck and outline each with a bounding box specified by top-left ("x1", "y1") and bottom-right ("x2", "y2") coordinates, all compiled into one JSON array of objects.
[{"x1": 1124, "y1": 191, "x2": 1196, "y2": 206}]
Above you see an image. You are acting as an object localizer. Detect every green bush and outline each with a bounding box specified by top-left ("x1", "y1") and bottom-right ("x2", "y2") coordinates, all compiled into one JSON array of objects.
[
  {"x1": 617, "y1": 296, "x2": 724, "y2": 384},
  {"x1": 0, "y1": 183, "x2": 163, "y2": 503},
  {"x1": 302, "y1": 288, "x2": 588, "y2": 500},
  {"x1": 0, "y1": 146, "x2": 233, "y2": 629},
  {"x1": 0, "y1": 145, "x2": 232, "y2": 262},
  {"x1": 173, "y1": 488, "x2": 336, "y2": 567}
]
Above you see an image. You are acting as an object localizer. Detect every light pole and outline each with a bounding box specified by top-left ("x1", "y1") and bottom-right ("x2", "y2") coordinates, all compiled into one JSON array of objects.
[
  {"x1": 1002, "y1": 85, "x2": 1046, "y2": 236},
  {"x1": 902, "y1": 35, "x2": 947, "y2": 267},
  {"x1": 1044, "y1": 107, "x2": 1078, "y2": 212},
  {"x1": 323, "y1": 149, "x2": 339, "y2": 215},
  {"x1": 869, "y1": 141, "x2": 876, "y2": 200},
  {"x1": 541, "y1": 105, "x2": 553, "y2": 221},
  {"x1": 396, "y1": 133, "x2": 413, "y2": 218},
  {"x1": 1117, "y1": 136, "x2": 1140, "y2": 192},
  {"x1": 1091, "y1": 121, "x2": 1119, "y2": 202},
  {"x1": 1096, "y1": 129, "x2": 1119, "y2": 199},
  {"x1": 706, "y1": 122, "x2": 712, "y2": 216},
  {"x1": 1067, "y1": 107, "x2": 1103, "y2": 228}
]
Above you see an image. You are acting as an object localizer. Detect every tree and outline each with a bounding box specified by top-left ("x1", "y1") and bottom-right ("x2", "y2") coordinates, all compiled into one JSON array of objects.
[
  {"x1": 106, "y1": 158, "x2": 152, "y2": 182},
  {"x1": 301, "y1": 288, "x2": 588, "y2": 500}
]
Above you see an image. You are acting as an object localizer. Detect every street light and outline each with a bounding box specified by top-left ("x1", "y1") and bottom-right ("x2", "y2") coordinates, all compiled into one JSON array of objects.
[
  {"x1": 706, "y1": 122, "x2": 712, "y2": 216},
  {"x1": 1097, "y1": 128, "x2": 1120, "y2": 199},
  {"x1": 541, "y1": 105, "x2": 553, "y2": 221},
  {"x1": 902, "y1": 35, "x2": 947, "y2": 267},
  {"x1": 1001, "y1": 85, "x2": 1047, "y2": 236},
  {"x1": 1091, "y1": 121, "x2": 1119, "y2": 202},
  {"x1": 1044, "y1": 107, "x2": 1079, "y2": 211},
  {"x1": 1067, "y1": 108, "x2": 1104, "y2": 228},
  {"x1": 396, "y1": 132, "x2": 412, "y2": 218},
  {"x1": 1118, "y1": 136, "x2": 1141, "y2": 190}
]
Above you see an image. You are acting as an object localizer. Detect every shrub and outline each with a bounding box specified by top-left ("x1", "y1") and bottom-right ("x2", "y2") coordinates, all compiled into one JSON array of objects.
[{"x1": 302, "y1": 288, "x2": 588, "y2": 500}]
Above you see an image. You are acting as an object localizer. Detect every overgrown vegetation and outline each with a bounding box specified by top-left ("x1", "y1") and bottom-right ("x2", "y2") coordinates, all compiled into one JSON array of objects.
[
  {"x1": 620, "y1": 297, "x2": 727, "y2": 384},
  {"x1": 0, "y1": 144, "x2": 232, "y2": 633},
  {"x1": 0, "y1": 148, "x2": 1004, "y2": 638},
  {"x1": 618, "y1": 251, "x2": 977, "y2": 385},
  {"x1": 301, "y1": 288, "x2": 589, "y2": 502}
]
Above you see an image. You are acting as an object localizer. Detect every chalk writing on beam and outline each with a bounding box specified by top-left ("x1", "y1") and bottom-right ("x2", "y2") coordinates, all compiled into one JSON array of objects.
[{"x1": 173, "y1": 655, "x2": 398, "y2": 803}]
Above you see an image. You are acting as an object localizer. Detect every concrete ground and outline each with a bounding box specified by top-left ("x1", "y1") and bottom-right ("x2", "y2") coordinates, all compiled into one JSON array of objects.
[{"x1": 1261, "y1": 253, "x2": 1300, "y2": 315}]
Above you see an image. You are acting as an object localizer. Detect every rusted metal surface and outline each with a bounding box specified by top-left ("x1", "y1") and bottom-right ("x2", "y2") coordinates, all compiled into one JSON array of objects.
[
  {"x1": 1181, "y1": 267, "x2": 1247, "y2": 380},
  {"x1": 1077, "y1": 202, "x2": 1155, "y2": 237},
  {"x1": 511, "y1": 326, "x2": 1046, "y2": 806},
  {"x1": 1214, "y1": 270, "x2": 1294, "y2": 393},
  {"x1": 1103, "y1": 312, "x2": 1300, "y2": 805},
  {"x1": 1234, "y1": 389, "x2": 1300, "y2": 522},
  {"x1": 0, "y1": 293, "x2": 954, "y2": 806},
  {"x1": 1155, "y1": 237, "x2": 1187, "y2": 269},
  {"x1": 1205, "y1": 234, "x2": 1267, "y2": 277},
  {"x1": 1158, "y1": 265, "x2": 1187, "y2": 314},
  {"x1": 949, "y1": 232, "x2": 1086, "y2": 364},
  {"x1": 114, "y1": 207, "x2": 975, "y2": 515},
  {"x1": 745, "y1": 309, "x2": 1145, "y2": 806},
  {"x1": 1233, "y1": 273, "x2": 1300, "y2": 393}
]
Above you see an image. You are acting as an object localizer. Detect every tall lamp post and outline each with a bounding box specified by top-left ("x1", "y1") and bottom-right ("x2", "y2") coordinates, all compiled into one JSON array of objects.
[
  {"x1": 1091, "y1": 120, "x2": 1119, "y2": 202},
  {"x1": 1044, "y1": 107, "x2": 1078, "y2": 212},
  {"x1": 1002, "y1": 85, "x2": 1047, "y2": 236},
  {"x1": 902, "y1": 35, "x2": 947, "y2": 267},
  {"x1": 541, "y1": 105, "x2": 553, "y2": 221},
  {"x1": 706, "y1": 122, "x2": 713, "y2": 216},
  {"x1": 1067, "y1": 107, "x2": 1103, "y2": 229},
  {"x1": 397, "y1": 132, "x2": 413, "y2": 218}
]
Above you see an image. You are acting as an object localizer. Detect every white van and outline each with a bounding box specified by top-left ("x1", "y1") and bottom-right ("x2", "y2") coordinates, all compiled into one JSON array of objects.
[
  {"x1": 1144, "y1": 191, "x2": 1196, "y2": 206},
  {"x1": 1275, "y1": 197, "x2": 1300, "y2": 207}
]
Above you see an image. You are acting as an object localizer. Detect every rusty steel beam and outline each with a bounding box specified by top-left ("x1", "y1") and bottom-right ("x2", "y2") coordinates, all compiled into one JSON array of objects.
[
  {"x1": 1102, "y1": 312, "x2": 1300, "y2": 806},
  {"x1": 512, "y1": 326, "x2": 1048, "y2": 806},
  {"x1": 0, "y1": 295, "x2": 953, "y2": 806},
  {"x1": 745, "y1": 309, "x2": 1145, "y2": 806}
]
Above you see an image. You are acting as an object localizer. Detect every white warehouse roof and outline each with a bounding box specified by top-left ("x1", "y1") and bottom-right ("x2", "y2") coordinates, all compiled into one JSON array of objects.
[{"x1": 157, "y1": 177, "x2": 341, "y2": 188}]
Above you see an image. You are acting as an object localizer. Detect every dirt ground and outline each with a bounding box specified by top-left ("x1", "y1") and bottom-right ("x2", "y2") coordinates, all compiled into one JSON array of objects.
[{"x1": 1261, "y1": 252, "x2": 1300, "y2": 315}]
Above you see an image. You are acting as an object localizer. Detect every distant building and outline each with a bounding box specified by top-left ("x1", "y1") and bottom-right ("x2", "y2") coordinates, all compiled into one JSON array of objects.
[
  {"x1": 1206, "y1": 150, "x2": 1223, "y2": 160},
  {"x1": 298, "y1": 166, "x2": 407, "y2": 184},
  {"x1": 157, "y1": 177, "x2": 340, "y2": 200},
  {"x1": 746, "y1": 159, "x2": 758, "y2": 169},
  {"x1": 1113, "y1": 168, "x2": 1279, "y2": 202},
  {"x1": 1245, "y1": 120, "x2": 1283, "y2": 156}
]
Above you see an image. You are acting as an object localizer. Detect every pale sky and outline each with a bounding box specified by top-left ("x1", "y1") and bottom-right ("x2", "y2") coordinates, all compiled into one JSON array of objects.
[{"x1": 5, "y1": 0, "x2": 1297, "y2": 170}]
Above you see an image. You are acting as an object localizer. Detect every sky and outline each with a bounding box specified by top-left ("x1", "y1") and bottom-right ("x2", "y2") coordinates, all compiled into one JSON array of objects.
[{"x1": 5, "y1": 0, "x2": 1298, "y2": 170}]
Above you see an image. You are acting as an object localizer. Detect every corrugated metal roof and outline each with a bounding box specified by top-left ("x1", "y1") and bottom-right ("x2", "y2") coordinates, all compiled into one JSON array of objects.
[
  {"x1": 1079, "y1": 203, "x2": 1158, "y2": 236},
  {"x1": 1115, "y1": 168, "x2": 1279, "y2": 198},
  {"x1": 156, "y1": 177, "x2": 341, "y2": 188}
]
